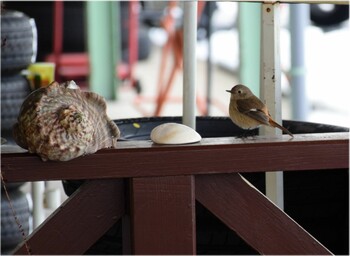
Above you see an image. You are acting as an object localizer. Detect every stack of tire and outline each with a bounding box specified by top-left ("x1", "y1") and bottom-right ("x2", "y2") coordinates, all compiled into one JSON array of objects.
[
  {"x1": 1, "y1": 9, "x2": 36, "y2": 142},
  {"x1": 1, "y1": 185, "x2": 31, "y2": 255},
  {"x1": 1, "y1": 9, "x2": 36, "y2": 254}
]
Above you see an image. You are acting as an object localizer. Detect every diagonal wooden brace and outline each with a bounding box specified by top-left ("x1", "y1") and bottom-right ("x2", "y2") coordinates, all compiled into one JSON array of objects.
[
  {"x1": 13, "y1": 179, "x2": 124, "y2": 255},
  {"x1": 196, "y1": 173, "x2": 332, "y2": 255}
]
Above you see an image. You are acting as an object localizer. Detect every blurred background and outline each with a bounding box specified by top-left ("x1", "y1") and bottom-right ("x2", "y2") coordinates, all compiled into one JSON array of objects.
[{"x1": 2, "y1": 1, "x2": 349, "y2": 128}]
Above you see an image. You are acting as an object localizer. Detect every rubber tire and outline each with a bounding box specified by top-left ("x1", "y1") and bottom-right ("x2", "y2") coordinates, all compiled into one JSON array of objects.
[
  {"x1": 1, "y1": 190, "x2": 31, "y2": 251},
  {"x1": 310, "y1": 4, "x2": 349, "y2": 27},
  {"x1": 1, "y1": 75, "x2": 31, "y2": 132},
  {"x1": 1, "y1": 10, "x2": 36, "y2": 74}
]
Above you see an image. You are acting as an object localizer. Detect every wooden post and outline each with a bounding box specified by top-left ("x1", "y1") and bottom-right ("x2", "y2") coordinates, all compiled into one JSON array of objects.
[{"x1": 129, "y1": 176, "x2": 196, "y2": 254}]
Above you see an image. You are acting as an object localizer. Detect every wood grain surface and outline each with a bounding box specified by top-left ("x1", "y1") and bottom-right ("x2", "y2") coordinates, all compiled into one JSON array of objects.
[
  {"x1": 130, "y1": 176, "x2": 196, "y2": 255},
  {"x1": 2, "y1": 133, "x2": 348, "y2": 183}
]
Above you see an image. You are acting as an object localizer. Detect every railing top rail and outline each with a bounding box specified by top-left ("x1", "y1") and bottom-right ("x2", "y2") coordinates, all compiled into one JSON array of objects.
[{"x1": 1, "y1": 132, "x2": 348, "y2": 183}]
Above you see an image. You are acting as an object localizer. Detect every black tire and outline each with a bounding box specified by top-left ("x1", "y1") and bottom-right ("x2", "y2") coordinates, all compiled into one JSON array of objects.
[
  {"x1": 1, "y1": 10, "x2": 36, "y2": 74},
  {"x1": 1, "y1": 75, "x2": 31, "y2": 133},
  {"x1": 310, "y1": 4, "x2": 349, "y2": 27},
  {"x1": 1, "y1": 190, "x2": 31, "y2": 251}
]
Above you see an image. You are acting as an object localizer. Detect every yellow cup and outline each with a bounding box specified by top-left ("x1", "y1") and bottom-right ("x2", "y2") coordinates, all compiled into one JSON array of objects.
[{"x1": 27, "y1": 62, "x2": 55, "y2": 90}]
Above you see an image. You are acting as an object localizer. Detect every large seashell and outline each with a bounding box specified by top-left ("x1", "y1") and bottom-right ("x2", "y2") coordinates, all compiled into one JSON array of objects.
[
  {"x1": 13, "y1": 81, "x2": 120, "y2": 161},
  {"x1": 150, "y1": 123, "x2": 201, "y2": 145}
]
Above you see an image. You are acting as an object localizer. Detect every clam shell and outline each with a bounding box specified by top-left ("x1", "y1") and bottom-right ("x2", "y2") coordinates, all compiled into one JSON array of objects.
[
  {"x1": 13, "y1": 81, "x2": 120, "y2": 161},
  {"x1": 150, "y1": 123, "x2": 201, "y2": 145}
]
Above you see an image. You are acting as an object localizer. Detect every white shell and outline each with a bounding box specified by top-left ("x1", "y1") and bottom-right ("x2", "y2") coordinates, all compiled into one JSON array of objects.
[{"x1": 150, "y1": 123, "x2": 202, "y2": 145}]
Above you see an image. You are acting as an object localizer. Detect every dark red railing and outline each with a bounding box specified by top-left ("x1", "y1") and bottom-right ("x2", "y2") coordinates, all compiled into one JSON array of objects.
[{"x1": 1, "y1": 132, "x2": 348, "y2": 255}]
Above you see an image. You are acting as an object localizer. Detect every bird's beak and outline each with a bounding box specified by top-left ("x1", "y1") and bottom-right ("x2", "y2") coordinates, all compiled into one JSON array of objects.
[{"x1": 226, "y1": 90, "x2": 231, "y2": 93}]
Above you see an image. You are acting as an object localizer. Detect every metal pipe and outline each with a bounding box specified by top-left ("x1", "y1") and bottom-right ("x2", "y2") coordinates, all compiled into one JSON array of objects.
[
  {"x1": 183, "y1": 1, "x2": 197, "y2": 129},
  {"x1": 31, "y1": 181, "x2": 45, "y2": 228},
  {"x1": 238, "y1": 2, "x2": 261, "y2": 95},
  {"x1": 44, "y1": 181, "x2": 61, "y2": 210},
  {"x1": 260, "y1": 3, "x2": 282, "y2": 133},
  {"x1": 87, "y1": 1, "x2": 118, "y2": 100},
  {"x1": 128, "y1": 1, "x2": 139, "y2": 89},
  {"x1": 206, "y1": 2, "x2": 214, "y2": 116},
  {"x1": 260, "y1": 3, "x2": 284, "y2": 210},
  {"x1": 290, "y1": 4, "x2": 310, "y2": 121}
]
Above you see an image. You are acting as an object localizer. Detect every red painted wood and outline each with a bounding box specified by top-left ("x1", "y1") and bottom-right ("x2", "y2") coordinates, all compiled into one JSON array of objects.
[
  {"x1": 13, "y1": 179, "x2": 124, "y2": 255},
  {"x1": 2, "y1": 133, "x2": 348, "y2": 183},
  {"x1": 196, "y1": 173, "x2": 332, "y2": 255},
  {"x1": 130, "y1": 176, "x2": 196, "y2": 254}
]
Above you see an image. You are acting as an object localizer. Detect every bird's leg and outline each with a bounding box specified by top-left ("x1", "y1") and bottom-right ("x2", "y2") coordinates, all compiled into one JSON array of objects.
[{"x1": 235, "y1": 128, "x2": 258, "y2": 140}]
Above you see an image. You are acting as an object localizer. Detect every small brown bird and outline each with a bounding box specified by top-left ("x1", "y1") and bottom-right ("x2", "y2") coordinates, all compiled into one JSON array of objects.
[{"x1": 226, "y1": 84, "x2": 293, "y2": 137}]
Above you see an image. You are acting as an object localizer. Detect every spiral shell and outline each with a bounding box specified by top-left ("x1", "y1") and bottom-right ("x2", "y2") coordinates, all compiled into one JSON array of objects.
[{"x1": 13, "y1": 81, "x2": 120, "y2": 161}]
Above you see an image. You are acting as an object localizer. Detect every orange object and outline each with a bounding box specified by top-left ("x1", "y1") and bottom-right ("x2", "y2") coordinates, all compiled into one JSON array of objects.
[{"x1": 152, "y1": 1, "x2": 206, "y2": 116}]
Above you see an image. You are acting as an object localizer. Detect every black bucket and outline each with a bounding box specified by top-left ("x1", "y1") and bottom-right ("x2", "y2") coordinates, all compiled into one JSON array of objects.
[
  {"x1": 62, "y1": 117, "x2": 348, "y2": 255},
  {"x1": 115, "y1": 116, "x2": 348, "y2": 140}
]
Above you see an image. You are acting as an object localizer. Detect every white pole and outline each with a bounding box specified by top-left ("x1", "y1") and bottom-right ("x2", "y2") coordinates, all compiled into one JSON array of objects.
[
  {"x1": 44, "y1": 181, "x2": 61, "y2": 209},
  {"x1": 183, "y1": 1, "x2": 197, "y2": 129},
  {"x1": 290, "y1": 4, "x2": 310, "y2": 121},
  {"x1": 260, "y1": 3, "x2": 284, "y2": 210},
  {"x1": 31, "y1": 181, "x2": 45, "y2": 228}
]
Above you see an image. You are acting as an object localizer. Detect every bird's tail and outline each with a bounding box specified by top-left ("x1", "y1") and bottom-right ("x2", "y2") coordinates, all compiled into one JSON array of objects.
[{"x1": 269, "y1": 119, "x2": 294, "y2": 137}]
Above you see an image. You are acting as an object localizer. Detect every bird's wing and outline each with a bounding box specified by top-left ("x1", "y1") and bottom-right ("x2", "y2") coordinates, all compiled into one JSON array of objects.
[{"x1": 236, "y1": 97, "x2": 270, "y2": 125}]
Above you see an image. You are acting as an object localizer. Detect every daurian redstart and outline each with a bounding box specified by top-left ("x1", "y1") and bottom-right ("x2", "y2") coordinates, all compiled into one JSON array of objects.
[{"x1": 226, "y1": 84, "x2": 293, "y2": 137}]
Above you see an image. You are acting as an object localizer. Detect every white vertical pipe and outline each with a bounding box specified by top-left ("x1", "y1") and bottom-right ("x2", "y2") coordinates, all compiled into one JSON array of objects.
[
  {"x1": 44, "y1": 181, "x2": 61, "y2": 209},
  {"x1": 260, "y1": 3, "x2": 282, "y2": 127},
  {"x1": 260, "y1": 3, "x2": 284, "y2": 210},
  {"x1": 183, "y1": 1, "x2": 197, "y2": 129},
  {"x1": 31, "y1": 181, "x2": 45, "y2": 228},
  {"x1": 290, "y1": 4, "x2": 310, "y2": 121}
]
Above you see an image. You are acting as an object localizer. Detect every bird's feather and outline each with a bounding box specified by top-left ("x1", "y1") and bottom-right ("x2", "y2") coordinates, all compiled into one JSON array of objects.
[
  {"x1": 269, "y1": 119, "x2": 294, "y2": 137},
  {"x1": 236, "y1": 97, "x2": 270, "y2": 125}
]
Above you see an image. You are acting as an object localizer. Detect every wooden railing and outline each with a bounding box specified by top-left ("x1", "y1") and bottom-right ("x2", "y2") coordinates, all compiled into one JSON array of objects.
[{"x1": 1, "y1": 132, "x2": 348, "y2": 255}]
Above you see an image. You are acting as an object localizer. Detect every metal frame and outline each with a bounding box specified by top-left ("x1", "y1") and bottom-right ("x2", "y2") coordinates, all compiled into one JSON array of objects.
[
  {"x1": 260, "y1": 2, "x2": 284, "y2": 208},
  {"x1": 183, "y1": 1, "x2": 198, "y2": 129}
]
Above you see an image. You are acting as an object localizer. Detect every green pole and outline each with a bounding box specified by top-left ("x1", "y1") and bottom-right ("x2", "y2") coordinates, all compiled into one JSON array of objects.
[
  {"x1": 86, "y1": 1, "x2": 120, "y2": 100},
  {"x1": 238, "y1": 2, "x2": 261, "y2": 96}
]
